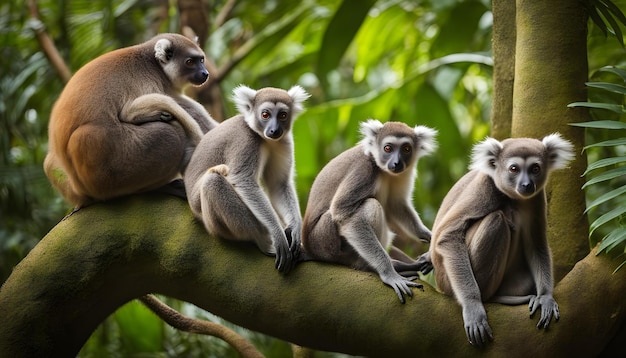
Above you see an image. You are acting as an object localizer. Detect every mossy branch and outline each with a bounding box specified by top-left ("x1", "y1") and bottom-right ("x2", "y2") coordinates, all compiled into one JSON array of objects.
[{"x1": 0, "y1": 194, "x2": 625, "y2": 357}]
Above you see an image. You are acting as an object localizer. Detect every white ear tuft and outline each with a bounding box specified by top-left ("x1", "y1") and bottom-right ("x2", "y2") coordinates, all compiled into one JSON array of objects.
[
  {"x1": 232, "y1": 85, "x2": 257, "y2": 117},
  {"x1": 287, "y1": 85, "x2": 311, "y2": 116},
  {"x1": 470, "y1": 137, "x2": 503, "y2": 175},
  {"x1": 358, "y1": 119, "x2": 384, "y2": 156},
  {"x1": 542, "y1": 133, "x2": 575, "y2": 170},
  {"x1": 413, "y1": 125, "x2": 438, "y2": 157},
  {"x1": 154, "y1": 39, "x2": 172, "y2": 64}
]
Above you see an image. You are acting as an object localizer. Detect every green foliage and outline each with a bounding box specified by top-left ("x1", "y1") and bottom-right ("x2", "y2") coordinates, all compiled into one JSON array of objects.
[
  {"x1": 81, "y1": 301, "x2": 164, "y2": 358},
  {"x1": 80, "y1": 298, "x2": 296, "y2": 358},
  {"x1": 0, "y1": 0, "x2": 492, "y2": 355},
  {"x1": 209, "y1": 0, "x2": 494, "y2": 229},
  {"x1": 2, "y1": 0, "x2": 625, "y2": 355},
  {"x1": 0, "y1": 0, "x2": 68, "y2": 283},
  {"x1": 568, "y1": 66, "x2": 626, "y2": 270},
  {"x1": 317, "y1": 0, "x2": 377, "y2": 90},
  {"x1": 586, "y1": 0, "x2": 626, "y2": 46}
]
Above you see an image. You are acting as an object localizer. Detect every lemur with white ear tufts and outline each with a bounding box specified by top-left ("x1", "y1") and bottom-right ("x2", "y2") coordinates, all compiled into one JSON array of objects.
[
  {"x1": 301, "y1": 119, "x2": 437, "y2": 303},
  {"x1": 420, "y1": 134, "x2": 575, "y2": 347},
  {"x1": 184, "y1": 85, "x2": 310, "y2": 274},
  {"x1": 44, "y1": 33, "x2": 218, "y2": 210}
]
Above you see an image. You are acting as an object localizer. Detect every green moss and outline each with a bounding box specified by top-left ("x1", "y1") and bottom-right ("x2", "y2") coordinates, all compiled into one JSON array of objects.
[
  {"x1": 50, "y1": 166, "x2": 68, "y2": 183},
  {"x1": 511, "y1": 0, "x2": 590, "y2": 280},
  {"x1": 1, "y1": 194, "x2": 625, "y2": 356}
]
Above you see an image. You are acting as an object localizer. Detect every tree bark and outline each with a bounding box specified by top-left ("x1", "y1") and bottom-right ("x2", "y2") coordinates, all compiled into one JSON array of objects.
[
  {"x1": 178, "y1": 0, "x2": 226, "y2": 122},
  {"x1": 490, "y1": 0, "x2": 516, "y2": 140},
  {"x1": 28, "y1": 0, "x2": 72, "y2": 83},
  {"x1": 512, "y1": 0, "x2": 590, "y2": 281},
  {"x1": 0, "y1": 194, "x2": 624, "y2": 357}
]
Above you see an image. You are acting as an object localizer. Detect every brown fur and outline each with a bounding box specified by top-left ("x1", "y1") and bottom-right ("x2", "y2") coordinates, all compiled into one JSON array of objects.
[{"x1": 44, "y1": 33, "x2": 218, "y2": 208}]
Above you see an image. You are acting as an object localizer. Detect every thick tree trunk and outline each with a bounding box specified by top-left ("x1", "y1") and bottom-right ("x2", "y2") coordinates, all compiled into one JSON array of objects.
[
  {"x1": 0, "y1": 195, "x2": 624, "y2": 357},
  {"x1": 512, "y1": 0, "x2": 591, "y2": 281},
  {"x1": 178, "y1": 0, "x2": 226, "y2": 122},
  {"x1": 490, "y1": 0, "x2": 516, "y2": 140}
]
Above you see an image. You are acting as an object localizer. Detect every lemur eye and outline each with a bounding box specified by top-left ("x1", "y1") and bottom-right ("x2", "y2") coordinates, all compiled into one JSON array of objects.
[
  {"x1": 185, "y1": 58, "x2": 194, "y2": 67},
  {"x1": 509, "y1": 164, "x2": 519, "y2": 173},
  {"x1": 402, "y1": 145, "x2": 412, "y2": 154},
  {"x1": 261, "y1": 110, "x2": 271, "y2": 120},
  {"x1": 383, "y1": 145, "x2": 392, "y2": 153},
  {"x1": 278, "y1": 111, "x2": 288, "y2": 121},
  {"x1": 530, "y1": 164, "x2": 541, "y2": 174}
]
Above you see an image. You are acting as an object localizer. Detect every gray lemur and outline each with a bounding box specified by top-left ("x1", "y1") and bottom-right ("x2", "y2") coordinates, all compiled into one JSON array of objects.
[
  {"x1": 184, "y1": 85, "x2": 310, "y2": 274},
  {"x1": 44, "y1": 33, "x2": 218, "y2": 209},
  {"x1": 301, "y1": 119, "x2": 437, "y2": 303},
  {"x1": 420, "y1": 134, "x2": 574, "y2": 346}
]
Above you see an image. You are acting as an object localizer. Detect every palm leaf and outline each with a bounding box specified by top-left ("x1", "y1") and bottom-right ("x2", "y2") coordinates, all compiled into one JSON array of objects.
[
  {"x1": 570, "y1": 120, "x2": 626, "y2": 129},
  {"x1": 597, "y1": 228, "x2": 626, "y2": 254},
  {"x1": 582, "y1": 166, "x2": 626, "y2": 188},
  {"x1": 588, "y1": 0, "x2": 610, "y2": 37},
  {"x1": 584, "y1": 138, "x2": 626, "y2": 150},
  {"x1": 599, "y1": 65, "x2": 626, "y2": 82},
  {"x1": 590, "y1": 205, "x2": 626, "y2": 236},
  {"x1": 603, "y1": 0, "x2": 626, "y2": 27},
  {"x1": 583, "y1": 156, "x2": 626, "y2": 175},
  {"x1": 567, "y1": 101, "x2": 624, "y2": 113},
  {"x1": 585, "y1": 81, "x2": 626, "y2": 94},
  {"x1": 585, "y1": 185, "x2": 626, "y2": 213},
  {"x1": 597, "y1": 0, "x2": 624, "y2": 46}
]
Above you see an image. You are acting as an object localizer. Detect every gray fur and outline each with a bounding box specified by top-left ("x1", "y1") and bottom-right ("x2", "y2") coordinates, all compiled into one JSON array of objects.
[
  {"x1": 302, "y1": 120, "x2": 437, "y2": 303},
  {"x1": 184, "y1": 85, "x2": 309, "y2": 274},
  {"x1": 422, "y1": 133, "x2": 574, "y2": 346}
]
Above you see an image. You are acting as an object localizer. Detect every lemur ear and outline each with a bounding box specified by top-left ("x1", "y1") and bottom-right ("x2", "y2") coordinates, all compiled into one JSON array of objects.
[
  {"x1": 358, "y1": 119, "x2": 384, "y2": 156},
  {"x1": 542, "y1": 133, "x2": 575, "y2": 170},
  {"x1": 154, "y1": 38, "x2": 173, "y2": 64},
  {"x1": 413, "y1": 126, "x2": 438, "y2": 158},
  {"x1": 287, "y1": 85, "x2": 310, "y2": 116},
  {"x1": 232, "y1": 85, "x2": 257, "y2": 116},
  {"x1": 359, "y1": 119, "x2": 384, "y2": 139},
  {"x1": 470, "y1": 137, "x2": 503, "y2": 176}
]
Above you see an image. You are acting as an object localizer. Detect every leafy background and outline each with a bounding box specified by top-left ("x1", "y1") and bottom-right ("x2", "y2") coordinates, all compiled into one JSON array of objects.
[{"x1": 1, "y1": 0, "x2": 625, "y2": 356}]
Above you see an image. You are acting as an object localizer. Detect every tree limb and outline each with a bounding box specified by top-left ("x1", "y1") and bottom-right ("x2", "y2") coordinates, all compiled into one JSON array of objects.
[
  {"x1": 0, "y1": 194, "x2": 625, "y2": 357},
  {"x1": 214, "y1": 0, "x2": 236, "y2": 29},
  {"x1": 139, "y1": 294, "x2": 263, "y2": 358},
  {"x1": 27, "y1": 0, "x2": 72, "y2": 84}
]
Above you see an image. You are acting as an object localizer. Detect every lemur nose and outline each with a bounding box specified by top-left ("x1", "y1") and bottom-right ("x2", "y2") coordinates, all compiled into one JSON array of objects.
[
  {"x1": 389, "y1": 162, "x2": 404, "y2": 173},
  {"x1": 519, "y1": 182, "x2": 535, "y2": 195}
]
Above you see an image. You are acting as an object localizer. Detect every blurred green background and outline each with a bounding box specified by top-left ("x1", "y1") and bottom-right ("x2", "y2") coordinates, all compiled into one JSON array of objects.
[{"x1": 1, "y1": 0, "x2": 625, "y2": 356}]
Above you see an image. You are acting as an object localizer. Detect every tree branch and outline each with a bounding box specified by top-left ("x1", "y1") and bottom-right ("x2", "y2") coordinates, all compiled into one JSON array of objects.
[
  {"x1": 213, "y1": 4, "x2": 309, "y2": 83},
  {"x1": 138, "y1": 294, "x2": 263, "y2": 358},
  {"x1": 214, "y1": 0, "x2": 236, "y2": 29},
  {"x1": 27, "y1": 0, "x2": 72, "y2": 84},
  {"x1": 0, "y1": 194, "x2": 625, "y2": 357}
]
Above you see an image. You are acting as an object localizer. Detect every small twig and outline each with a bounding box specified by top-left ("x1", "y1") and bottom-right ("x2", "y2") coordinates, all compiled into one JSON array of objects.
[
  {"x1": 214, "y1": 3, "x2": 308, "y2": 83},
  {"x1": 27, "y1": 0, "x2": 72, "y2": 83},
  {"x1": 214, "y1": 0, "x2": 236, "y2": 29},
  {"x1": 139, "y1": 294, "x2": 264, "y2": 358}
]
